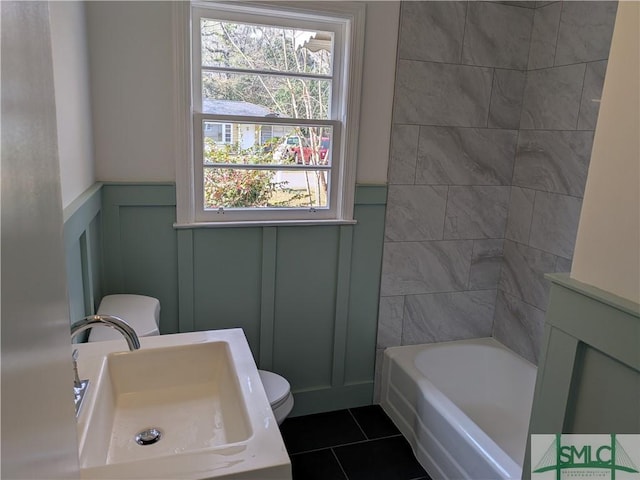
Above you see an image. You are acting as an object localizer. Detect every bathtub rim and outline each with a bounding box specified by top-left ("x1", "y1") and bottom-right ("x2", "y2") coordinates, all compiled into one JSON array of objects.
[{"x1": 381, "y1": 337, "x2": 535, "y2": 479}]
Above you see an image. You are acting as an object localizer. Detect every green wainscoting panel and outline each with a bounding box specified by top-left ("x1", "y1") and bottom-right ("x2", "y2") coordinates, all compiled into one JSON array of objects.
[
  {"x1": 102, "y1": 184, "x2": 179, "y2": 334},
  {"x1": 523, "y1": 274, "x2": 640, "y2": 478},
  {"x1": 66, "y1": 237, "x2": 85, "y2": 323},
  {"x1": 259, "y1": 227, "x2": 277, "y2": 370},
  {"x1": 273, "y1": 225, "x2": 340, "y2": 391},
  {"x1": 177, "y1": 229, "x2": 195, "y2": 333},
  {"x1": 331, "y1": 225, "x2": 354, "y2": 388},
  {"x1": 63, "y1": 183, "x2": 103, "y2": 327},
  {"x1": 87, "y1": 215, "x2": 103, "y2": 312},
  {"x1": 292, "y1": 383, "x2": 375, "y2": 417},
  {"x1": 192, "y1": 228, "x2": 263, "y2": 356},
  {"x1": 63, "y1": 183, "x2": 102, "y2": 239},
  {"x1": 118, "y1": 206, "x2": 179, "y2": 334},
  {"x1": 344, "y1": 202, "x2": 387, "y2": 387},
  {"x1": 354, "y1": 185, "x2": 387, "y2": 205},
  {"x1": 72, "y1": 182, "x2": 387, "y2": 416}
]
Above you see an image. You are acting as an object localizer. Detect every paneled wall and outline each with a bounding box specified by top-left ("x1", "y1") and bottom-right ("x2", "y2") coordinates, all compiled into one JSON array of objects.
[
  {"x1": 523, "y1": 275, "x2": 640, "y2": 477},
  {"x1": 64, "y1": 185, "x2": 103, "y2": 326},
  {"x1": 66, "y1": 183, "x2": 387, "y2": 416},
  {"x1": 378, "y1": 1, "x2": 617, "y2": 384}
]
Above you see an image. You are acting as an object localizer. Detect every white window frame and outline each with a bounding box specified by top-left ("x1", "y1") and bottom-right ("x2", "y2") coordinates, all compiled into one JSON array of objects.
[
  {"x1": 204, "y1": 122, "x2": 232, "y2": 144},
  {"x1": 172, "y1": 1, "x2": 365, "y2": 227}
]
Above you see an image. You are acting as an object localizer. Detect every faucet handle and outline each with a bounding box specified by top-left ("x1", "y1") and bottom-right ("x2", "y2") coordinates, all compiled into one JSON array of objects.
[{"x1": 72, "y1": 349, "x2": 81, "y2": 389}]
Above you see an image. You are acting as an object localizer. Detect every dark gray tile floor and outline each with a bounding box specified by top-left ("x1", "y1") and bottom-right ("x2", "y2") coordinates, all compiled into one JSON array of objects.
[{"x1": 279, "y1": 405, "x2": 431, "y2": 480}]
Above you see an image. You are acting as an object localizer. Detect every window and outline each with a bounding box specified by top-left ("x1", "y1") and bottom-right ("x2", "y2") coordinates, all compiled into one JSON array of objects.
[
  {"x1": 204, "y1": 122, "x2": 232, "y2": 144},
  {"x1": 175, "y1": 2, "x2": 364, "y2": 225}
]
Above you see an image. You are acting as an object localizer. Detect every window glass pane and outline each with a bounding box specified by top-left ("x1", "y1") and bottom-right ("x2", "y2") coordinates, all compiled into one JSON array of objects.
[
  {"x1": 203, "y1": 121, "x2": 333, "y2": 166},
  {"x1": 204, "y1": 168, "x2": 329, "y2": 209},
  {"x1": 202, "y1": 72, "x2": 330, "y2": 119},
  {"x1": 204, "y1": 122, "x2": 227, "y2": 142},
  {"x1": 201, "y1": 19, "x2": 333, "y2": 76}
]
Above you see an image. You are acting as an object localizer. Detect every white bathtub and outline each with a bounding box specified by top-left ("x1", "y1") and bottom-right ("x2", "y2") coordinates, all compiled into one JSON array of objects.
[{"x1": 380, "y1": 337, "x2": 537, "y2": 480}]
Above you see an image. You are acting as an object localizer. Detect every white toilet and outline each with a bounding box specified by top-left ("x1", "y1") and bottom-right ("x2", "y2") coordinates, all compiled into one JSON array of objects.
[
  {"x1": 88, "y1": 294, "x2": 294, "y2": 425},
  {"x1": 88, "y1": 294, "x2": 161, "y2": 341},
  {"x1": 257, "y1": 369, "x2": 294, "y2": 425}
]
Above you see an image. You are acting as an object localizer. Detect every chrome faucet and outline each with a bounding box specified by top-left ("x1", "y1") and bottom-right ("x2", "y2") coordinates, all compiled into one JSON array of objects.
[
  {"x1": 70, "y1": 314, "x2": 141, "y2": 351},
  {"x1": 72, "y1": 348, "x2": 89, "y2": 417},
  {"x1": 69, "y1": 315, "x2": 140, "y2": 417}
]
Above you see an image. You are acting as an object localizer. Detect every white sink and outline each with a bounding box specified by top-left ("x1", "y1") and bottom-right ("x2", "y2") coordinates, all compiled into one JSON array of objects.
[{"x1": 75, "y1": 329, "x2": 291, "y2": 479}]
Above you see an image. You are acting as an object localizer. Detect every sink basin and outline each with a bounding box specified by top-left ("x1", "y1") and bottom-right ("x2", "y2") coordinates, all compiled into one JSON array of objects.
[
  {"x1": 81, "y1": 342, "x2": 251, "y2": 467},
  {"x1": 75, "y1": 329, "x2": 291, "y2": 479}
]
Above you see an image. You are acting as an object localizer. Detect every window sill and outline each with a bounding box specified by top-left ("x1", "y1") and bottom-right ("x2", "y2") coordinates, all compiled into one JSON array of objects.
[{"x1": 173, "y1": 219, "x2": 358, "y2": 229}]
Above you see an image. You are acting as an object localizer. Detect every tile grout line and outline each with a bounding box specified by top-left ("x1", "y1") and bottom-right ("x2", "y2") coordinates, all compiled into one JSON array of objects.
[
  {"x1": 390, "y1": 121, "x2": 595, "y2": 133},
  {"x1": 551, "y1": 0, "x2": 564, "y2": 67},
  {"x1": 347, "y1": 409, "x2": 369, "y2": 440},
  {"x1": 575, "y1": 62, "x2": 589, "y2": 129},
  {"x1": 288, "y1": 433, "x2": 404, "y2": 457},
  {"x1": 330, "y1": 447, "x2": 350, "y2": 480}
]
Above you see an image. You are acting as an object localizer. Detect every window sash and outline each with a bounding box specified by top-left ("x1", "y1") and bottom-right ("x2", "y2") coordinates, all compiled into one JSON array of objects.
[
  {"x1": 201, "y1": 65, "x2": 333, "y2": 82},
  {"x1": 178, "y1": 2, "x2": 360, "y2": 225},
  {"x1": 193, "y1": 114, "x2": 342, "y2": 221},
  {"x1": 192, "y1": 5, "x2": 345, "y2": 122}
]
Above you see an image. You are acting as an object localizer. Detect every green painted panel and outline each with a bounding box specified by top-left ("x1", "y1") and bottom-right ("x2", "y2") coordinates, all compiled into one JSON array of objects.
[
  {"x1": 546, "y1": 275, "x2": 640, "y2": 370},
  {"x1": 63, "y1": 184, "x2": 102, "y2": 325},
  {"x1": 524, "y1": 279, "x2": 640, "y2": 476},
  {"x1": 192, "y1": 228, "x2": 263, "y2": 356},
  {"x1": 547, "y1": 273, "x2": 640, "y2": 317},
  {"x1": 273, "y1": 226, "x2": 340, "y2": 391},
  {"x1": 567, "y1": 345, "x2": 640, "y2": 433},
  {"x1": 354, "y1": 185, "x2": 388, "y2": 205},
  {"x1": 88, "y1": 215, "x2": 103, "y2": 313},
  {"x1": 528, "y1": 326, "x2": 579, "y2": 434},
  {"x1": 345, "y1": 203, "x2": 386, "y2": 385},
  {"x1": 79, "y1": 231, "x2": 93, "y2": 316},
  {"x1": 93, "y1": 182, "x2": 388, "y2": 416},
  {"x1": 118, "y1": 206, "x2": 179, "y2": 334},
  {"x1": 331, "y1": 225, "x2": 354, "y2": 387},
  {"x1": 66, "y1": 238, "x2": 85, "y2": 325},
  {"x1": 63, "y1": 185, "x2": 101, "y2": 242},
  {"x1": 290, "y1": 382, "x2": 374, "y2": 417},
  {"x1": 177, "y1": 229, "x2": 195, "y2": 333},
  {"x1": 259, "y1": 227, "x2": 277, "y2": 370}
]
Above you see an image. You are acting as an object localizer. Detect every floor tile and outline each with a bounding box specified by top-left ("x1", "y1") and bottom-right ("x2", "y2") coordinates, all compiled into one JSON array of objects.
[
  {"x1": 290, "y1": 449, "x2": 347, "y2": 480},
  {"x1": 280, "y1": 410, "x2": 366, "y2": 454},
  {"x1": 334, "y1": 436, "x2": 429, "y2": 480},
  {"x1": 349, "y1": 405, "x2": 402, "y2": 439}
]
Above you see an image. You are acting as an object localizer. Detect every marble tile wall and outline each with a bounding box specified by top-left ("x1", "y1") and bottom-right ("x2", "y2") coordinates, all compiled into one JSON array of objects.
[
  {"x1": 376, "y1": 1, "x2": 617, "y2": 397},
  {"x1": 495, "y1": 0, "x2": 617, "y2": 363},
  {"x1": 377, "y1": 1, "x2": 531, "y2": 400}
]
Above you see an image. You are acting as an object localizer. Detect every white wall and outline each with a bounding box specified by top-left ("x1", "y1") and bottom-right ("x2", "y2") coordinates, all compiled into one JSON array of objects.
[
  {"x1": 86, "y1": 1, "x2": 399, "y2": 184},
  {"x1": 86, "y1": 1, "x2": 176, "y2": 181},
  {"x1": 50, "y1": 1, "x2": 95, "y2": 209},
  {"x1": 1, "y1": 2, "x2": 81, "y2": 477},
  {"x1": 571, "y1": 1, "x2": 640, "y2": 303},
  {"x1": 357, "y1": 1, "x2": 400, "y2": 184}
]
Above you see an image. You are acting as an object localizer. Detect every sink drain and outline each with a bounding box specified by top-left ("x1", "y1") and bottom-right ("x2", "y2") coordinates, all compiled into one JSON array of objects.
[{"x1": 135, "y1": 428, "x2": 162, "y2": 446}]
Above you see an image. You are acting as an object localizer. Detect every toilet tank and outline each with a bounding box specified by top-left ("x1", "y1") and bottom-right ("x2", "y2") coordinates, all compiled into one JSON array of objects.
[{"x1": 88, "y1": 294, "x2": 160, "y2": 342}]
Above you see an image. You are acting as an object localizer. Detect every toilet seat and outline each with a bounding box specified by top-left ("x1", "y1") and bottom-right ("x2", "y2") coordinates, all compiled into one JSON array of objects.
[
  {"x1": 258, "y1": 370, "x2": 294, "y2": 424},
  {"x1": 258, "y1": 370, "x2": 290, "y2": 405}
]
